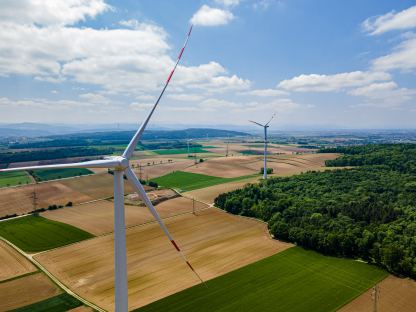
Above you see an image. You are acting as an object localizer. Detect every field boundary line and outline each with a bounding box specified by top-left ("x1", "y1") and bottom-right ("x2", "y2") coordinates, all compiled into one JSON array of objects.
[
  {"x1": 0, "y1": 270, "x2": 39, "y2": 284},
  {"x1": 0, "y1": 236, "x2": 106, "y2": 312}
]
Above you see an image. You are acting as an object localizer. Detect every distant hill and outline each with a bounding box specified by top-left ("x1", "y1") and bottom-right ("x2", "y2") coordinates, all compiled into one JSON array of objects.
[
  {"x1": 8, "y1": 128, "x2": 249, "y2": 149},
  {"x1": 57, "y1": 128, "x2": 248, "y2": 141}
]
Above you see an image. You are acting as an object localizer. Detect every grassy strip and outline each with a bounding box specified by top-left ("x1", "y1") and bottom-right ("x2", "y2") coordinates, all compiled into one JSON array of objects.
[
  {"x1": 152, "y1": 147, "x2": 210, "y2": 155},
  {"x1": 0, "y1": 171, "x2": 32, "y2": 188},
  {"x1": 10, "y1": 293, "x2": 83, "y2": 312},
  {"x1": 0, "y1": 270, "x2": 39, "y2": 284},
  {"x1": 139, "y1": 247, "x2": 387, "y2": 312},
  {"x1": 0, "y1": 215, "x2": 94, "y2": 252},
  {"x1": 30, "y1": 168, "x2": 93, "y2": 182},
  {"x1": 152, "y1": 171, "x2": 258, "y2": 192}
]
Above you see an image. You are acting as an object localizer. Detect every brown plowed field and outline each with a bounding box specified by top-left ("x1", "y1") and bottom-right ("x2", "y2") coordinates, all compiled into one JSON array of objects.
[
  {"x1": 338, "y1": 275, "x2": 416, "y2": 312},
  {"x1": 0, "y1": 272, "x2": 61, "y2": 311},
  {"x1": 0, "y1": 240, "x2": 37, "y2": 281},
  {"x1": 35, "y1": 207, "x2": 292, "y2": 311}
]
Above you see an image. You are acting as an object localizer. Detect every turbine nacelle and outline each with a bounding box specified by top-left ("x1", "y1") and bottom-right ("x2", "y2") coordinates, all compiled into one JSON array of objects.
[{"x1": 104, "y1": 156, "x2": 129, "y2": 170}]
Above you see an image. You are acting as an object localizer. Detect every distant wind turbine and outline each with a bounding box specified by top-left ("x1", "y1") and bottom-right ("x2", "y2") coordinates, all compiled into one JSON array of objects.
[
  {"x1": 0, "y1": 25, "x2": 200, "y2": 312},
  {"x1": 249, "y1": 114, "x2": 276, "y2": 179}
]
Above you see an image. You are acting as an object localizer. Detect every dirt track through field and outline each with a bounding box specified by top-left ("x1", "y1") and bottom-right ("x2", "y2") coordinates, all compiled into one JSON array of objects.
[
  {"x1": 35, "y1": 206, "x2": 292, "y2": 311},
  {"x1": 338, "y1": 275, "x2": 416, "y2": 312},
  {"x1": 0, "y1": 272, "x2": 61, "y2": 311},
  {"x1": 0, "y1": 240, "x2": 37, "y2": 281}
]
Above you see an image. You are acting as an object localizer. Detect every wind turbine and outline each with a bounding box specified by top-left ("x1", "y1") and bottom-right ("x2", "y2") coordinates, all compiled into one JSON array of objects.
[
  {"x1": 0, "y1": 25, "x2": 200, "y2": 312},
  {"x1": 249, "y1": 114, "x2": 276, "y2": 179}
]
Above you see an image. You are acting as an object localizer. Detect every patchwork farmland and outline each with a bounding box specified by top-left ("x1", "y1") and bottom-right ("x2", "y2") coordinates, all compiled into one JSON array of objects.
[
  {"x1": 34, "y1": 207, "x2": 291, "y2": 311},
  {"x1": 0, "y1": 142, "x2": 412, "y2": 311},
  {"x1": 139, "y1": 247, "x2": 388, "y2": 312}
]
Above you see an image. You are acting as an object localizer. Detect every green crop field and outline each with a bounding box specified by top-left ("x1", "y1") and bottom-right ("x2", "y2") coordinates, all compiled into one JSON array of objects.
[
  {"x1": 152, "y1": 171, "x2": 257, "y2": 192},
  {"x1": 152, "y1": 147, "x2": 210, "y2": 155},
  {"x1": 0, "y1": 215, "x2": 94, "y2": 252},
  {"x1": 0, "y1": 171, "x2": 32, "y2": 188},
  {"x1": 11, "y1": 294, "x2": 83, "y2": 312},
  {"x1": 139, "y1": 247, "x2": 387, "y2": 312},
  {"x1": 31, "y1": 168, "x2": 93, "y2": 182}
]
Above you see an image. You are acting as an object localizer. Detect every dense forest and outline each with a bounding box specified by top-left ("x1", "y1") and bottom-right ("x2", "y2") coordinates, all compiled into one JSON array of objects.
[{"x1": 215, "y1": 144, "x2": 416, "y2": 279}]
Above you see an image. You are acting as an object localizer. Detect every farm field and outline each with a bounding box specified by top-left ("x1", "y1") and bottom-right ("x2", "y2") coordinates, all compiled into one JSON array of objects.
[
  {"x1": 0, "y1": 215, "x2": 94, "y2": 252},
  {"x1": 201, "y1": 140, "x2": 312, "y2": 155},
  {"x1": 31, "y1": 168, "x2": 93, "y2": 182},
  {"x1": 152, "y1": 170, "x2": 257, "y2": 192},
  {"x1": 43, "y1": 196, "x2": 203, "y2": 235},
  {"x1": 0, "y1": 240, "x2": 36, "y2": 281},
  {"x1": 11, "y1": 293, "x2": 83, "y2": 312},
  {"x1": 184, "y1": 176, "x2": 259, "y2": 204},
  {"x1": 0, "y1": 170, "x2": 32, "y2": 188},
  {"x1": 183, "y1": 153, "x2": 338, "y2": 178},
  {"x1": 131, "y1": 157, "x2": 195, "y2": 179},
  {"x1": 0, "y1": 272, "x2": 62, "y2": 311},
  {"x1": 35, "y1": 207, "x2": 291, "y2": 311},
  {"x1": 152, "y1": 147, "x2": 210, "y2": 155},
  {"x1": 139, "y1": 247, "x2": 387, "y2": 312},
  {"x1": 339, "y1": 275, "x2": 416, "y2": 312},
  {"x1": 0, "y1": 172, "x2": 136, "y2": 217}
]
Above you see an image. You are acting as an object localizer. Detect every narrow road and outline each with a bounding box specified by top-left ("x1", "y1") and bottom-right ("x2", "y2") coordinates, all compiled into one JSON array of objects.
[{"x1": 0, "y1": 237, "x2": 106, "y2": 312}]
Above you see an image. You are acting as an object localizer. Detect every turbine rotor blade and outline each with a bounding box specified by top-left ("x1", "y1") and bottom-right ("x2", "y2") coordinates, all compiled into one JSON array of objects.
[
  {"x1": 0, "y1": 158, "x2": 120, "y2": 173},
  {"x1": 124, "y1": 167, "x2": 204, "y2": 284},
  {"x1": 123, "y1": 25, "x2": 193, "y2": 160},
  {"x1": 249, "y1": 120, "x2": 265, "y2": 127},
  {"x1": 265, "y1": 113, "x2": 276, "y2": 126}
]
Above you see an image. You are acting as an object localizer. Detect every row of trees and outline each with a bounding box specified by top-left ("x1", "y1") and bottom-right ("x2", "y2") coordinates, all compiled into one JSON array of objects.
[{"x1": 215, "y1": 144, "x2": 416, "y2": 279}]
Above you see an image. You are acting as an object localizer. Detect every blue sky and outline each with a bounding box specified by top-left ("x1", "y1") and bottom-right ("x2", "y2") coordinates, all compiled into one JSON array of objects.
[{"x1": 0, "y1": 0, "x2": 415, "y2": 129}]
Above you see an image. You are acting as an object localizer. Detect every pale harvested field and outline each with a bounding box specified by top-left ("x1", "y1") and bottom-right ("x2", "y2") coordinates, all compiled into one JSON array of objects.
[
  {"x1": 35, "y1": 207, "x2": 292, "y2": 311},
  {"x1": 184, "y1": 153, "x2": 338, "y2": 178},
  {"x1": 184, "y1": 155, "x2": 259, "y2": 177},
  {"x1": 43, "y1": 196, "x2": 201, "y2": 236},
  {"x1": 0, "y1": 272, "x2": 61, "y2": 311},
  {"x1": 203, "y1": 140, "x2": 312, "y2": 155},
  {"x1": 339, "y1": 275, "x2": 416, "y2": 312},
  {"x1": 0, "y1": 173, "x2": 136, "y2": 217},
  {"x1": 183, "y1": 153, "x2": 339, "y2": 204},
  {"x1": 184, "y1": 177, "x2": 260, "y2": 204},
  {"x1": 131, "y1": 158, "x2": 194, "y2": 179},
  {"x1": 0, "y1": 240, "x2": 37, "y2": 281}
]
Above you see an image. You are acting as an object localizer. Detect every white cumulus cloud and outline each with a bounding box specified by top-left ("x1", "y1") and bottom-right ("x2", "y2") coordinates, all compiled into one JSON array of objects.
[
  {"x1": 214, "y1": 0, "x2": 240, "y2": 7},
  {"x1": 363, "y1": 5, "x2": 416, "y2": 35},
  {"x1": 190, "y1": 5, "x2": 234, "y2": 26},
  {"x1": 278, "y1": 71, "x2": 391, "y2": 92},
  {"x1": 372, "y1": 36, "x2": 416, "y2": 71},
  {"x1": 0, "y1": 0, "x2": 111, "y2": 26}
]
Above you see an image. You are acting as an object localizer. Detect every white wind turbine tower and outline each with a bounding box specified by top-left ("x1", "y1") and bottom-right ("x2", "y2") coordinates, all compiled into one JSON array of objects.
[
  {"x1": 0, "y1": 25, "x2": 201, "y2": 312},
  {"x1": 249, "y1": 114, "x2": 276, "y2": 180}
]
